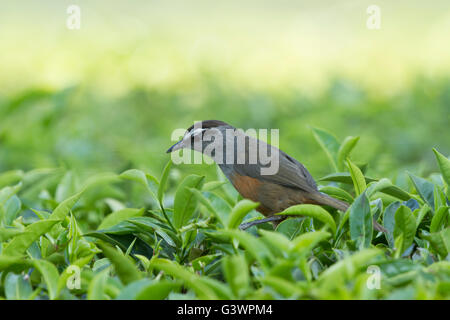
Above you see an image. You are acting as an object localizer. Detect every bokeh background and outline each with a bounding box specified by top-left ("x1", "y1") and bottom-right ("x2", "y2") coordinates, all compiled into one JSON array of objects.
[{"x1": 1, "y1": 0, "x2": 449, "y2": 183}]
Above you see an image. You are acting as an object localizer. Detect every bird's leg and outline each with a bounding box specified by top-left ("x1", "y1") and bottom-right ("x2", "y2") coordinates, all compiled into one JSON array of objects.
[{"x1": 239, "y1": 215, "x2": 286, "y2": 230}]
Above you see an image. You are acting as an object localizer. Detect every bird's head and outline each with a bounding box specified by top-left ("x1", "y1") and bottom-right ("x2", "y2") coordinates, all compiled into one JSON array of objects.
[{"x1": 166, "y1": 120, "x2": 232, "y2": 154}]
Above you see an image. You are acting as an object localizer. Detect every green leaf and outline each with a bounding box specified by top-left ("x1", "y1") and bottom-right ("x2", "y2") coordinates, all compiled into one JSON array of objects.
[
  {"x1": 319, "y1": 172, "x2": 377, "y2": 184},
  {"x1": 0, "y1": 255, "x2": 30, "y2": 271},
  {"x1": 115, "y1": 279, "x2": 152, "y2": 299},
  {"x1": 81, "y1": 172, "x2": 120, "y2": 191},
  {"x1": 408, "y1": 173, "x2": 435, "y2": 210},
  {"x1": 393, "y1": 205, "x2": 417, "y2": 254},
  {"x1": 20, "y1": 168, "x2": 60, "y2": 200},
  {"x1": 260, "y1": 275, "x2": 304, "y2": 298},
  {"x1": 202, "y1": 181, "x2": 227, "y2": 192},
  {"x1": 278, "y1": 204, "x2": 336, "y2": 234},
  {"x1": 275, "y1": 218, "x2": 303, "y2": 239},
  {"x1": 430, "y1": 207, "x2": 449, "y2": 233},
  {"x1": 88, "y1": 269, "x2": 109, "y2": 300},
  {"x1": 201, "y1": 191, "x2": 232, "y2": 226},
  {"x1": 367, "y1": 178, "x2": 412, "y2": 201},
  {"x1": 421, "y1": 228, "x2": 450, "y2": 258},
  {"x1": 383, "y1": 201, "x2": 401, "y2": 248},
  {"x1": 158, "y1": 160, "x2": 172, "y2": 205},
  {"x1": 291, "y1": 231, "x2": 331, "y2": 255},
  {"x1": 319, "y1": 186, "x2": 354, "y2": 203},
  {"x1": 32, "y1": 259, "x2": 59, "y2": 300},
  {"x1": 337, "y1": 136, "x2": 359, "y2": 170},
  {"x1": 187, "y1": 188, "x2": 226, "y2": 228},
  {"x1": 222, "y1": 254, "x2": 249, "y2": 298},
  {"x1": 127, "y1": 217, "x2": 179, "y2": 247},
  {"x1": 434, "y1": 185, "x2": 447, "y2": 210},
  {"x1": 4, "y1": 195, "x2": 21, "y2": 225},
  {"x1": 56, "y1": 254, "x2": 94, "y2": 296},
  {"x1": 150, "y1": 258, "x2": 218, "y2": 299},
  {"x1": 415, "y1": 204, "x2": 430, "y2": 228},
  {"x1": 97, "y1": 208, "x2": 145, "y2": 230},
  {"x1": 173, "y1": 175, "x2": 205, "y2": 229},
  {"x1": 268, "y1": 260, "x2": 300, "y2": 281},
  {"x1": 377, "y1": 259, "x2": 421, "y2": 278},
  {"x1": 0, "y1": 227, "x2": 22, "y2": 242},
  {"x1": 55, "y1": 171, "x2": 76, "y2": 203},
  {"x1": 49, "y1": 191, "x2": 83, "y2": 220},
  {"x1": 259, "y1": 229, "x2": 292, "y2": 254},
  {"x1": 134, "y1": 255, "x2": 151, "y2": 271},
  {"x1": 196, "y1": 277, "x2": 234, "y2": 299},
  {"x1": 190, "y1": 253, "x2": 221, "y2": 271},
  {"x1": 84, "y1": 226, "x2": 154, "y2": 258},
  {"x1": 0, "y1": 183, "x2": 22, "y2": 206},
  {"x1": 319, "y1": 249, "x2": 382, "y2": 289},
  {"x1": 215, "y1": 166, "x2": 239, "y2": 204},
  {"x1": 347, "y1": 159, "x2": 367, "y2": 196},
  {"x1": 371, "y1": 198, "x2": 383, "y2": 221},
  {"x1": 219, "y1": 229, "x2": 274, "y2": 269},
  {"x1": 136, "y1": 280, "x2": 182, "y2": 300},
  {"x1": 311, "y1": 127, "x2": 340, "y2": 172},
  {"x1": 120, "y1": 169, "x2": 159, "y2": 202},
  {"x1": 4, "y1": 273, "x2": 33, "y2": 300},
  {"x1": 426, "y1": 261, "x2": 450, "y2": 277},
  {"x1": 433, "y1": 148, "x2": 450, "y2": 186},
  {"x1": 0, "y1": 170, "x2": 24, "y2": 189},
  {"x1": 97, "y1": 242, "x2": 142, "y2": 285},
  {"x1": 2, "y1": 219, "x2": 60, "y2": 256},
  {"x1": 349, "y1": 192, "x2": 373, "y2": 249},
  {"x1": 227, "y1": 199, "x2": 259, "y2": 229}
]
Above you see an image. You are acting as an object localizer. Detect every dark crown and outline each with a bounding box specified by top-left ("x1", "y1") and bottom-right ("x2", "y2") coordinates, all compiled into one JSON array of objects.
[{"x1": 186, "y1": 120, "x2": 231, "y2": 133}]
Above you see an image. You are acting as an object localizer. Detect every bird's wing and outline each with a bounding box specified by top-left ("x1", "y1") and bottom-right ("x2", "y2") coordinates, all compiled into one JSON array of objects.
[
  {"x1": 233, "y1": 146, "x2": 318, "y2": 193},
  {"x1": 279, "y1": 151, "x2": 318, "y2": 190}
]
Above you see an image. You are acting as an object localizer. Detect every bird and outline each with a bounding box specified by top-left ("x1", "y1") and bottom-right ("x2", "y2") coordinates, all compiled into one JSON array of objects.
[{"x1": 167, "y1": 120, "x2": 386, "y2": 232}]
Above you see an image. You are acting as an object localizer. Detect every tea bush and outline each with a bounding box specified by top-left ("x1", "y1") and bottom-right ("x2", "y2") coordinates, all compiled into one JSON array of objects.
[{"x1": 0, "y1": 130, "x2": 448, "y2": 300}]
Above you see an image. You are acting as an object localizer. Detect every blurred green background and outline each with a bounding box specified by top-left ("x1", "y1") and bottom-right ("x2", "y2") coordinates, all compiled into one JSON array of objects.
[{"x1": 0, "y1": 0, "x2": 449, "y2": 183}]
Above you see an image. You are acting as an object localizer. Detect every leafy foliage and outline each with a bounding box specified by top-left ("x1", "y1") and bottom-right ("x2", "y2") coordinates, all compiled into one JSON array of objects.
[{"x1": 0, "y1": 132, "x2": 448, "y2": 300}]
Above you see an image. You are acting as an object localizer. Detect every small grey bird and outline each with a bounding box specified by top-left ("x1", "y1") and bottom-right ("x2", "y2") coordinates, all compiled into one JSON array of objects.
[{"x1": 167, "y1": 120, "x2": 385, "y2": 231}]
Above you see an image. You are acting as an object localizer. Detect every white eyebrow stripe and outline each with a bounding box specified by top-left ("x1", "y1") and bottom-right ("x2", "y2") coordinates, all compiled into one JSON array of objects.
[
  {"x1": 191, "y1": 128, "x2": 206, "y2": 136},
  {"x1": 184, "y1": 128, "x2": 205, "y2": 140}
]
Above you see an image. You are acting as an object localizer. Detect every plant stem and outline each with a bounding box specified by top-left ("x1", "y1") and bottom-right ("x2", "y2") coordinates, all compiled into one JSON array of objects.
[{"x1": 159, "y1": 202, "x2": 178, "y2": 234}]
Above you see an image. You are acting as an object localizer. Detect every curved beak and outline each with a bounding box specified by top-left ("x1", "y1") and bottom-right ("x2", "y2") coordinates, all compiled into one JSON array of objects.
[{"x1": 166, "y1": 140, "x2": 183, "y2": 153}]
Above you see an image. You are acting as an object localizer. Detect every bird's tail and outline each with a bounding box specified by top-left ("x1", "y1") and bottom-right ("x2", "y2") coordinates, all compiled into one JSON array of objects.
[
  {"x1": 310, "y1": 192, "x2": 350, "y2": 212},
  {"x1": 310, "y1": 192, "x2": 387, "y2": 233}
]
